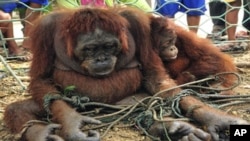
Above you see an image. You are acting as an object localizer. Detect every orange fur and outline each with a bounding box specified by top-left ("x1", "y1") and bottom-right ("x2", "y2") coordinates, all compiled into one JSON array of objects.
[
  {"x1": 3, "y1": 7, "x2": 178, "y2": 136},
  {"x1": 151, "y1": 16, "x2": 237, "y2": 89}
]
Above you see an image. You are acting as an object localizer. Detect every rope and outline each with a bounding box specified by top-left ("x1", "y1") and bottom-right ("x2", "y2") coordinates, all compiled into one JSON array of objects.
[
  {"x1": 153, "y1": 72, "x2": 242, "y2": 98},
  {"x1": 41, "y1": 72, "x2": 250, "y2": 140}
]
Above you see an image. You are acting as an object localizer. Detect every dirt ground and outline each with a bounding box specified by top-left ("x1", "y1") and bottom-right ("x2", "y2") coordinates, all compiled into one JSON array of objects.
[{"x1": 0, "y1": 48, "x2": 250, "y2": 141}]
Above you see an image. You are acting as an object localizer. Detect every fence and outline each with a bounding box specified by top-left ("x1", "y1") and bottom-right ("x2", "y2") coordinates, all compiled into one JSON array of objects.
[
  {"x1": 0, "y1": 0, "x2": 249, "y2": 88},
  {"x1": 0, "y1": 0, "x2": 53, "y2": 89},
  {"x1": 1, "y1": 0, "x2": 250, "y2": 55}
]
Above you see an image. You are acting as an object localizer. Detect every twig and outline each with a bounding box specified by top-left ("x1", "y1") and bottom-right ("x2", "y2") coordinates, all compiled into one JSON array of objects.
[
  {"x1": 0, "y1": 55, "x2": 27, "y2": 90},
  {"x1": 218, "y1": 101, "x2": 248, "y2": 108},
  {"x1": 0, "y1": 100, "x2": 8, "y2": 105},
  {"x1": 236, "y1": 62, "x2": 250, "y2": 68}
]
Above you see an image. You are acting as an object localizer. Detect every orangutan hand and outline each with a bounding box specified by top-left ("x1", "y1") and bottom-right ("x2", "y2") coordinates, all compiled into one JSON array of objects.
[{"x1": 148, "y1": 120, "x2": 211, "y2": 141}]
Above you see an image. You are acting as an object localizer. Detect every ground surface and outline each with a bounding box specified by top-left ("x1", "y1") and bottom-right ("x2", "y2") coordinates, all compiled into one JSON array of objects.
[{"x1": 0, "y1": 48, "x2": 250, "y2": 141}]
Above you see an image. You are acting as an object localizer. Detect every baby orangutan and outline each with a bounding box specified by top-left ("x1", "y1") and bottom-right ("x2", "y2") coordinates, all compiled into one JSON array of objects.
[{"x1": 150, "y1": 16, "x2": 238, "y2": 95}]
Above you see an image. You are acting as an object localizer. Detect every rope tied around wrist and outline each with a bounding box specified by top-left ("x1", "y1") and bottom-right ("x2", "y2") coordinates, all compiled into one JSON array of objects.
[
  {"x1": 170, "y1": 89, "x2": 203, "y2": 118},
  {"x1": 43, "y1": 85, "x2": 90, "y2": 115}
]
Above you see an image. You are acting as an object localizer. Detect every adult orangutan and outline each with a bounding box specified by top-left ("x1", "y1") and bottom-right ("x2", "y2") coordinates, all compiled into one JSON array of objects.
[
  {"x1": 3, "y1": 7, "x2": 179, "y2": 141},
  {"x1": 150, "y1": 16, "x2": 238, "y2": 95},
  {"x1": 3, "y1": 7, "x2": 248, "y2": 141},
  {"x1": 116, "y1": 8, "x2": 248, "y2": 141}
]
